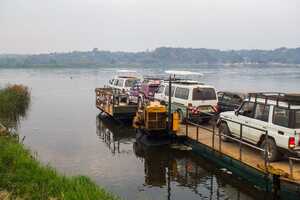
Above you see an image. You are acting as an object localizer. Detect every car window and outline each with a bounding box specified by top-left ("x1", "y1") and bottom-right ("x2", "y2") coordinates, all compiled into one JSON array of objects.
[
  {"x1": 117, "y1": 79, "x2": 124, "y2": 87},
  {"x1": 273, "y1": 107, "x2": 290, "y2": 127},
  {"x1": 217, "y1": 92, "x2": 224, "y2": 101},
  {"x1": 254, "y1": 103, "x2": 270, "y2": 122},
  {"x1": 222, "y1": 94, "x2": 232, "y2": 103},
  {"x1": 295, "y1": 110, "x2": 300, "y2": 128},
  {"x1": 174, "y1": 87, "x2": 189, "y2": 100},
  {"x1": 232, "y1": 95, "x2": 243, "y2": 104},
  {"x1": 165, "y1": 86, "x2": 175, "y2": 96},
  {"x1": 114, "y1": 80, "x2": 118, "y2": 86},
  {"x1": 157, "y1": 85, "x2": 165, "y2": 94},
  {"x1": 239, "y1": 101, "x2": 255, "y2": 117},
  {"x1": 125, "y1": 79, "x2": 137, "y2": 87},
  {"x1": 192, "y1": 88, "x2": 216, "y2": 100}
]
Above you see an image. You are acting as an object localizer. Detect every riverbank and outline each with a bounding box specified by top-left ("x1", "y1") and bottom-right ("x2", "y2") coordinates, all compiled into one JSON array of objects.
[
  {"x1": 0, "y1": 136, "x2": 118, "y2": 200},
  {"x1": 0, "y1": 84, "x2": 118, "y2": 200}
]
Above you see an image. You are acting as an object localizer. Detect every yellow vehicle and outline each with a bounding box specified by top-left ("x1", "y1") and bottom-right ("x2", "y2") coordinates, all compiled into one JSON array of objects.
[{"x1": 133, "y1": 101, "x2": 180, "y2": 134}]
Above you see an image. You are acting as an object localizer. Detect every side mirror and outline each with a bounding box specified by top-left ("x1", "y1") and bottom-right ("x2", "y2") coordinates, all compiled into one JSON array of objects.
[{"x1": 234, "y1": 109, "x2": 239, "y2": 116}]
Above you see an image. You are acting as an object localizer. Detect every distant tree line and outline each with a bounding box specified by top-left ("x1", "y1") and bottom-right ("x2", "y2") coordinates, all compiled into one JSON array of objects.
[{"x1": 0, "y1": 47, "x2": 300, "y2": 68}]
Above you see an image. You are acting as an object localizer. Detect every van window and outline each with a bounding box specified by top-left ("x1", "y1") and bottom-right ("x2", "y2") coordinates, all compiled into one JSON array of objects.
[
  {"x1": 157, "y1": 85, "x2": 165, "y2": 94},
  {"x1": 174, "y1": 87, "x2": 189, "y2": 100},
  {"x1": 114, "y1": 80, "x2": 119, "y2": 86},
  {"x1": 273, "y1": 107, "x2": 290, "y2": 127},
  {"x1": 295, "y1": 110, "x2": 300, "y2": 128},
  {"x1": 125, "y1": 79, "x2": 136, "y2": 87},
  {"x1": 117, "y1": 79, "x2": 124, "y2": 87},
  {"x1": 254, "y1": 104, "x2": 270, "y2": 122},
  {"x1": 192, "y1": 88, "x2": 216, "y2": 100},
  {"x1": 165, "y1": 86, "x2": 175, "y2": 96},
  {"x1": 239, "y1": 101, "x2": 255, "y2": 117}
]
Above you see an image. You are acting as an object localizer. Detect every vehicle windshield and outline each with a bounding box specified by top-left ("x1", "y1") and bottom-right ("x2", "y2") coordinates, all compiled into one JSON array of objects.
[
  {"x1": 149, "y1": 85, "x2": 159, "y2": 93},
  {"x1": 125, "y1": 79, "x2": 138, "y2": 87},
  {"x1": 192, "y1": 88, "x2": 216, "y2": 100},
  {"x1": 295, "y1": 110, "x2": 300, "y2": 128}
]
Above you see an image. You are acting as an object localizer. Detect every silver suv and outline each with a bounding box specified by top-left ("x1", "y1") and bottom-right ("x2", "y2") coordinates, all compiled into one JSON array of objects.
[{"x1": 218, "y1": 93, "x2": 300, "y2": 162}]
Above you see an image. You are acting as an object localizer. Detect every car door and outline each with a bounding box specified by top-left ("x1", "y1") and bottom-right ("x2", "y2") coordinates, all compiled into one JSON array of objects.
[
  {"x1": 228, "y1": 101, "x2": 255, "y2": 139},
  {"x1": 245, "y1": 103, "x2": 270, "y2": 144}
]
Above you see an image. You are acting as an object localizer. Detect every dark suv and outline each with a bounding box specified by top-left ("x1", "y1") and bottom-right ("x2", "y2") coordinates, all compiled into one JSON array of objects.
[{"x1": 217, "y1": 91, "x2": 245, "y2": 113}]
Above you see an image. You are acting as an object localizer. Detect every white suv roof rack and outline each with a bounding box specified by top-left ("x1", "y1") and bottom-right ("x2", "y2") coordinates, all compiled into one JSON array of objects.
[{"x1": 248, "y1": 92, "x2": 300, "y2": 108}]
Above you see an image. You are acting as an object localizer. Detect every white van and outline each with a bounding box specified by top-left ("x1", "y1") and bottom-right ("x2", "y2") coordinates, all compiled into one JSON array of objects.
[
  {"x1": 154, "y1": 80, "x2": 218, "y2": 123},
  {"x1": 108, "y1": 76, "x2": 140, "y2": 92}
]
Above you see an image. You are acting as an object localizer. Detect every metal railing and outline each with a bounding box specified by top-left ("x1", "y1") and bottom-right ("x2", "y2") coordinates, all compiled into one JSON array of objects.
[
  {"x1": 184, "y1": 108, "x2": 270, "y2": 172},
  {"x1": 288, "y1": 157, "x2": 300, "y2": 179}
]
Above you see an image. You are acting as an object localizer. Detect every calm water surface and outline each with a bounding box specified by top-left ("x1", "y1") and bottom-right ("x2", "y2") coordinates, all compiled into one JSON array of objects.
[{"x1": 1, "y1": 65, "x2": 300, "y2": 200}]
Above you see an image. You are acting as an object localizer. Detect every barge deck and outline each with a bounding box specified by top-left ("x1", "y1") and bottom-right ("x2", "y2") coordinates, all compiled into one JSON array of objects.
[{"x1": 175, "y1": 122, "x2": 300, "y2": 198}]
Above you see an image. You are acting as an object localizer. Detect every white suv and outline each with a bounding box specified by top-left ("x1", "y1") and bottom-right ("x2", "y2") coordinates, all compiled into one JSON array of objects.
[
  {"x1": 218, "y1": 93, "x2": 300, "y2": 162},
  {"x1": 108, "y1": 76, "x2": 140, "y2": 92},
  {"x1": 154, "y1": 80, "x2": 218, "y2": 123}
]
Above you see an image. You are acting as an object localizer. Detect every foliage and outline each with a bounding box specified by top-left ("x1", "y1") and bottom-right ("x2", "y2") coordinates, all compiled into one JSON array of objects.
[
  {"x1": 0, "y1": 84, "x2": 30, "y2": 128},
  {"x1": 0, "y1": 47, "x2": 300, "y2": 68},
  {"x1": 0, "y1": 137, "x2": 119, "y2": 200}
]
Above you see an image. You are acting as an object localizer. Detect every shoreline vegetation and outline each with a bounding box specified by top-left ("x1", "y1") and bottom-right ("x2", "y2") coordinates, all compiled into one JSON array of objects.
[
  {"x1": 0, "y1": 47, "x2": 300, "y2": 68},
  {"x1": 0, "y1": 85, "x2": 118, "y2": 200}
]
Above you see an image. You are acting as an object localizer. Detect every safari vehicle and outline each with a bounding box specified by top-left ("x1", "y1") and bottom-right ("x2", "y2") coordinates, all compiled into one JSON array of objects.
[
  {"x1": 218, "y1": 92, "x2": 300, "y2": 162},
  {"x1": 154, "y1": 80, "x2": 218, "y2": 123},
  {"x1": 128, "y1": 78, "x2": 162, "y2": 106},
  {"x1": 108, "y1": 76, "x2": 140, "y2": 92},
  {"x1": 217, "y1": 91, "x2": 245, "y2": 113}
]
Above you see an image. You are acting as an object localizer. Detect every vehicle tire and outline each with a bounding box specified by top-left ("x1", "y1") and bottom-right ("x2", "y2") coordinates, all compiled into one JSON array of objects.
[
  {"x1": 177, "y1": 109, "x2": 185, "y2": 123},
  {"x1": 219, "y1": 122, "x2": 231, "y2": 142},
  {"x1": 260, "y1": 138, "x2": 280, "y2": 162}
]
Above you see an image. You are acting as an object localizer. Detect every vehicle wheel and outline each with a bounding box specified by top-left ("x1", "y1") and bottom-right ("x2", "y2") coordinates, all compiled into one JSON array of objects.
[
  {"x1": 177, "y1": 109, "x2": 185, "y2": 123},
  {"x1": 219, "y1": 122, "x2": 231, "y2": 142},
  {"x1": 260, "y1": 138, "x2": 280, "y2": 162}
]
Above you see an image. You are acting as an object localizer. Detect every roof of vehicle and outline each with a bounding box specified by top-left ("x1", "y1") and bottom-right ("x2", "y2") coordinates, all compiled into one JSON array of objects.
[
  {"x1": 114, "y1": 75, "x2": 140, "y2": 79},
  {"x1": 247, "y1": 92, "x2": 300, "y2": 108},
  {"x1": 161, "y1": 81, "x2": 215, "y2": 89},
  {"x1": 218, "y1": 91, "x2": 246, "y2": 98}
]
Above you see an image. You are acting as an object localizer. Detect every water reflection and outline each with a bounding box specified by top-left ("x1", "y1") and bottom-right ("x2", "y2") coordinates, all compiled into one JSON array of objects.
[{"x1": 96, "y1": 115, "x2": 270, "y2": 200}]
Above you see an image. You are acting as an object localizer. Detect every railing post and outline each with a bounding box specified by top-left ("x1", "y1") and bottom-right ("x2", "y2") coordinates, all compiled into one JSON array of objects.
[
  {"x1": 186, "y1": 108, "x2": 189, "y2": 137},
  {"x1": 196, "y1": 126, "x2": 199, "y2": 141},
  {"x1": 212, "y1": 124, "x2": 215, "y2": 150},
  {"x1": 217, "y1": 125, "x2": 221, "y2": 152},
  {"x1": 239, "y1": 124, "x2": 243, "y2": 161},
  {"x1": 264, "y1": 130, "x2": 269, "y2": 173},
  {"x1": 289, "y1": 158, "x2": 293, "y2": 179}
]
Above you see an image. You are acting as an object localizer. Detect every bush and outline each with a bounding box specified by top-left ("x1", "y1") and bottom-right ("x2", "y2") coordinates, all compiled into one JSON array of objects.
[{"x1": 0, "y1": 84, "x2": 30, "y2": 128}]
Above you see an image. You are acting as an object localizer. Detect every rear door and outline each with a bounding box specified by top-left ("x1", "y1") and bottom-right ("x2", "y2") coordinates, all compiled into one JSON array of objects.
[
  {"x1": 192, "y1": 87, "x2": 217, "y2": 113},
  {"x1": 268, "y1": 106, "x2": 293, "y2": 149}
]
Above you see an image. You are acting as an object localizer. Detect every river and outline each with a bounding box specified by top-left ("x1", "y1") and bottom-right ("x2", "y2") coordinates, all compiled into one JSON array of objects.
[{"x1": 1, "y1": 65, "x2": 299, "y2": 200}]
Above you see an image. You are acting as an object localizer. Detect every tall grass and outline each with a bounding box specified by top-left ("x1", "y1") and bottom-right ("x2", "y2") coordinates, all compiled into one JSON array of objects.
[
  {"x1": 0, "y1": 84, "x2": 30, "y2": 128},
  {"x1": 0, "y1": 137, "x2": 118, "y2": 200}
]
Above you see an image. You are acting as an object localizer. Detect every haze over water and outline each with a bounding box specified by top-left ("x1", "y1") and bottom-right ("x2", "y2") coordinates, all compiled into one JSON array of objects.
[{"x1": 1, "y1": 65, "x2": 299, "y2": 200}]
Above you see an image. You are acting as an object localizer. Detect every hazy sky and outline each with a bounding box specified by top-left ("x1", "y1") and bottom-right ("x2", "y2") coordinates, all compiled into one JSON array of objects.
[{"x1": 1, "y1": 0, "x2": 300, "y2": 54}]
